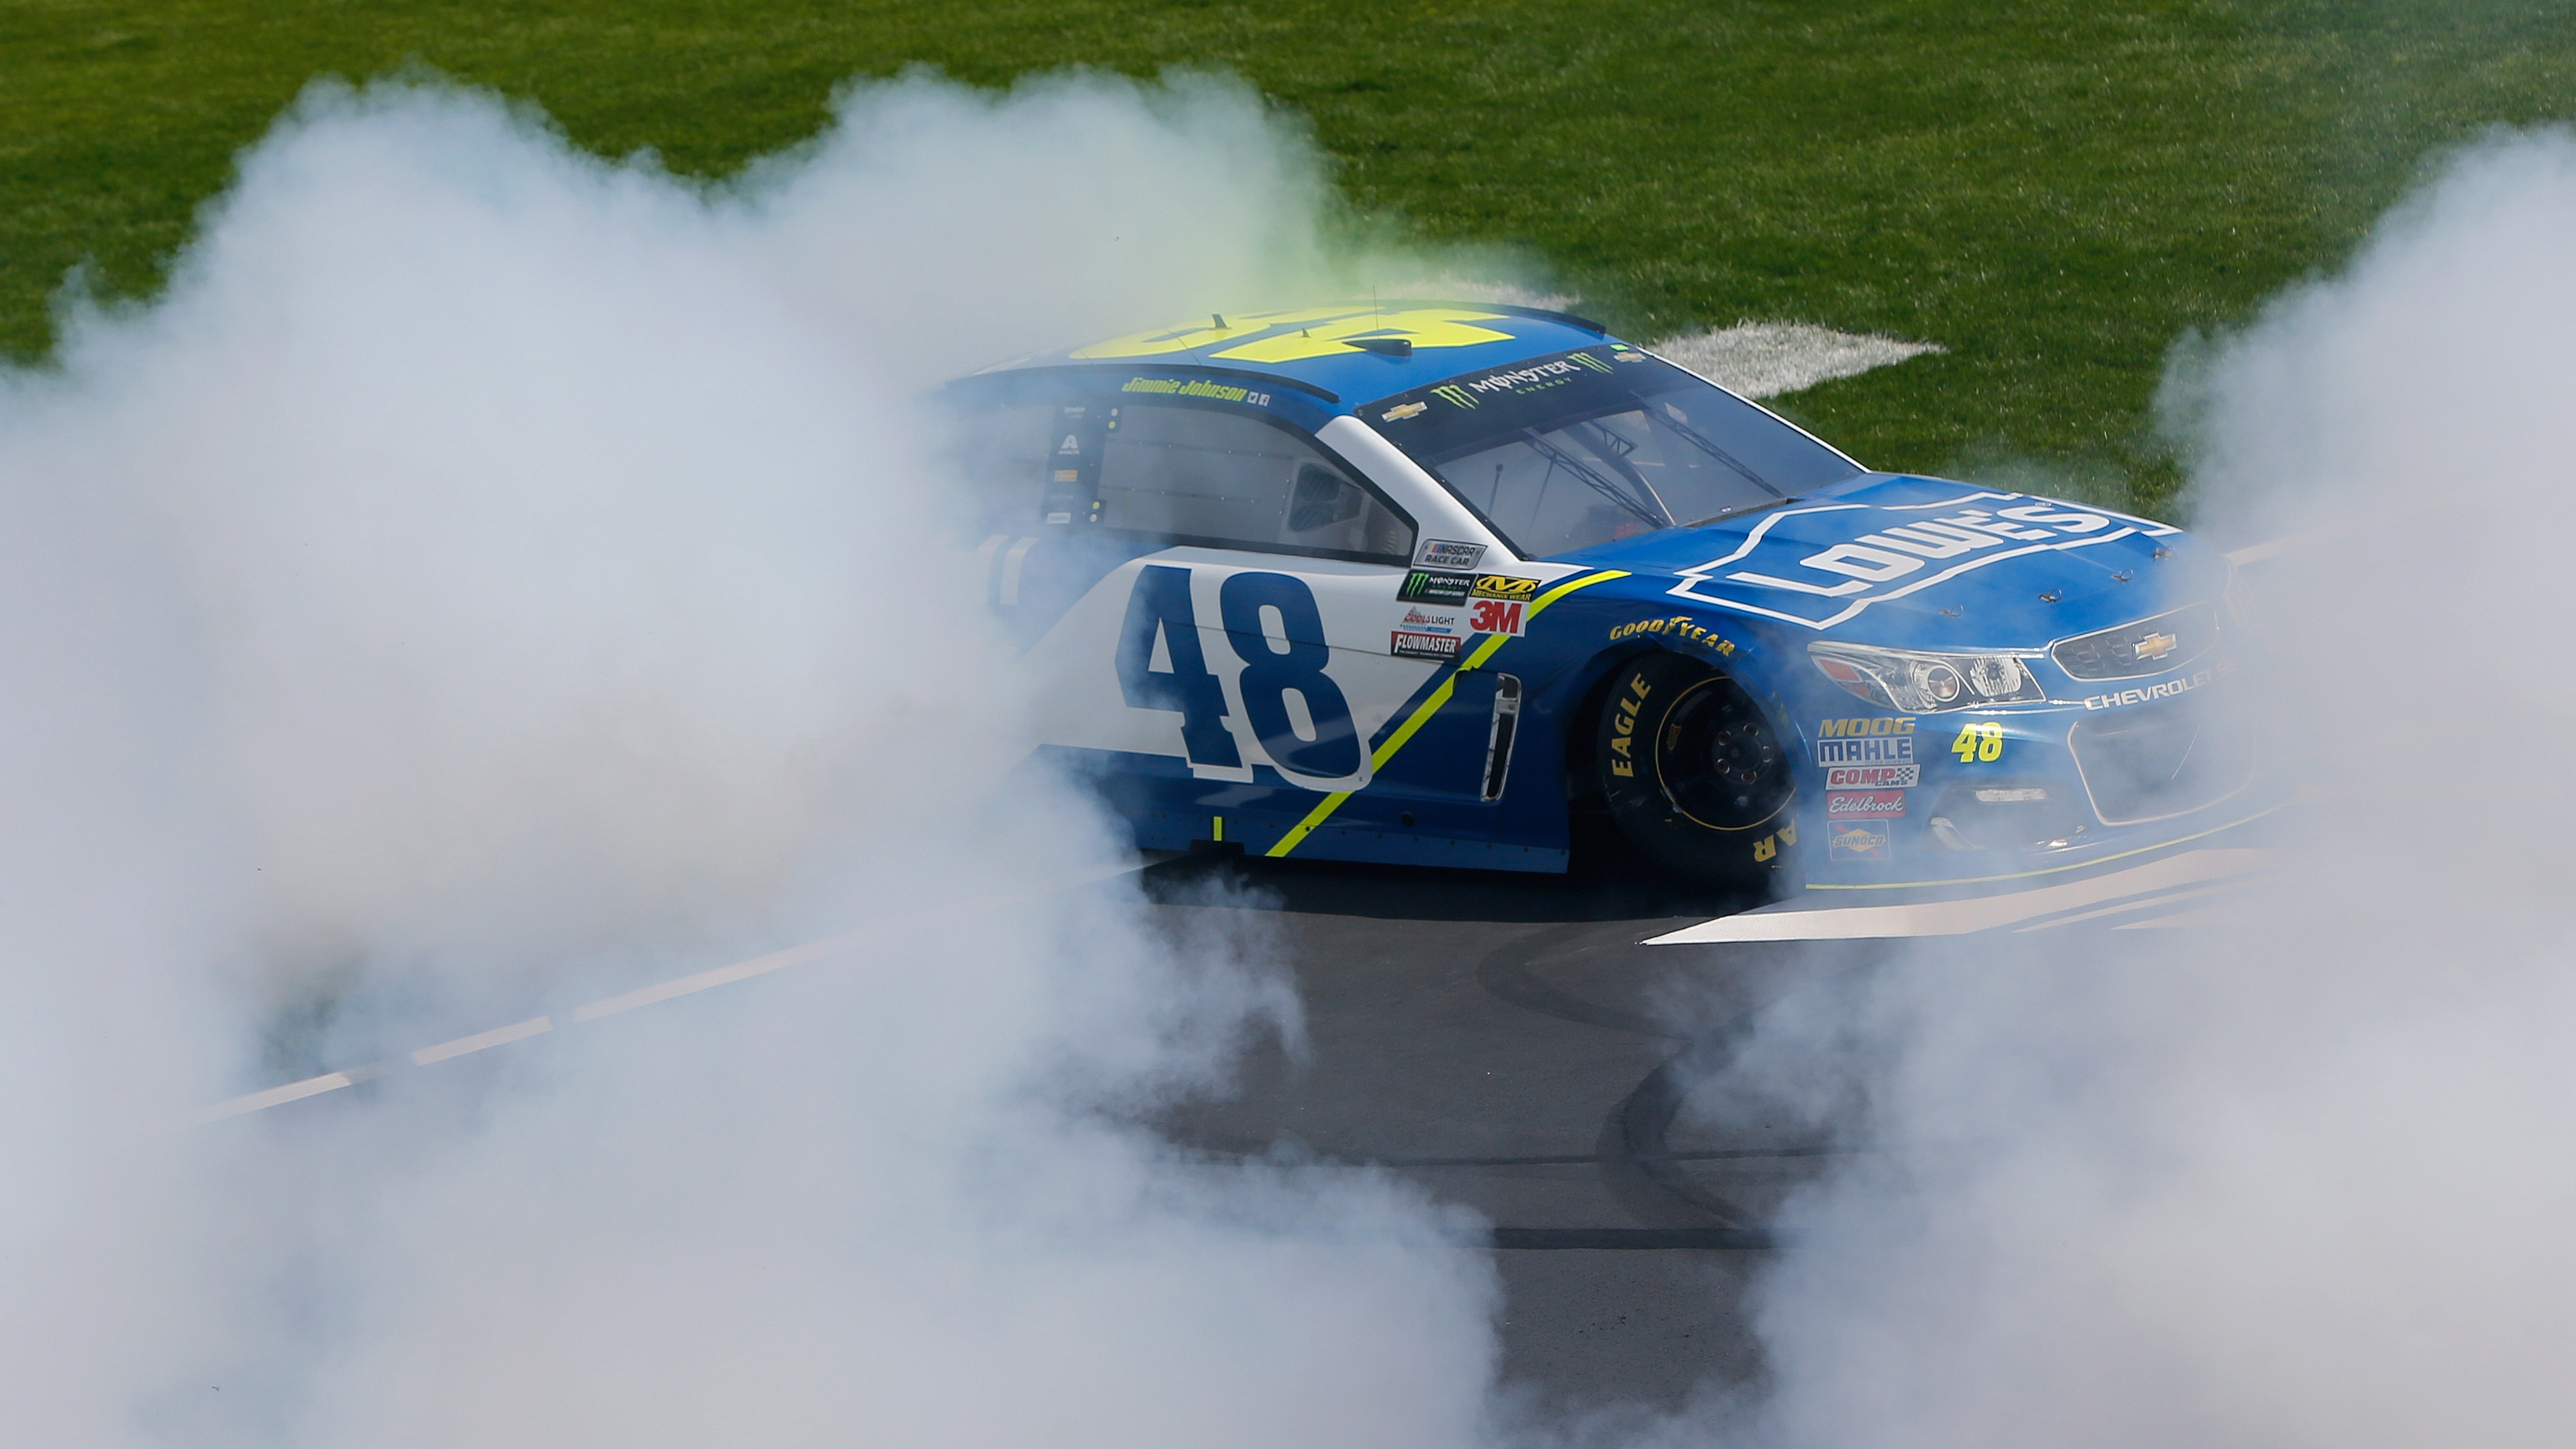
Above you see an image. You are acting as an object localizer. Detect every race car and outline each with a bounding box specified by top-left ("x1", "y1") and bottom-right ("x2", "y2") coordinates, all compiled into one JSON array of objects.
[{"x1": 942, "y1": 302, "x2": 2268, "y2": 892}]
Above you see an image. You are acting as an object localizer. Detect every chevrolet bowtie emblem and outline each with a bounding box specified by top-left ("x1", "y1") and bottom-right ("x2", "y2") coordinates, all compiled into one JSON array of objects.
[{"x1": 2133, "y1": 631, "x2": 2179, "y2": 661}]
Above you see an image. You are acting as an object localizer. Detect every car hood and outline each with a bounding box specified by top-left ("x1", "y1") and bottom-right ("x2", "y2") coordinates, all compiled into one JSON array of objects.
[{"x1": 1556, "y1": 473, "x2": 2229, "y2": 649}]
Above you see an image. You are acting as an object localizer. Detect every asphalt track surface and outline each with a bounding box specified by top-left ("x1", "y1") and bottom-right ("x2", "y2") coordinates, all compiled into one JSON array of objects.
[
  {"x1": 202, "y1": 819, "x2": 2278, "y2": 1413},
  {"x1": 1134, "y1": 826, "x2": 2281, "y2": 1411}
]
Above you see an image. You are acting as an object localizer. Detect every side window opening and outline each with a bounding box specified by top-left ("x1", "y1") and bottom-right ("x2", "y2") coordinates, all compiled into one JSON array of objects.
[{"x1": 959, "y1": 394, "x2": 1414, "y2": 563}]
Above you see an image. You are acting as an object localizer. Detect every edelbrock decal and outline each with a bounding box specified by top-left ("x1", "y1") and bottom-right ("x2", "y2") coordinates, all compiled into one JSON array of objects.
[
  {"x1": 1666, "y1": 490, "x2": 2181, "y2": 631},
  {"x1": 1827, "y1": 790, "x2": 1906, "y2": 819}
]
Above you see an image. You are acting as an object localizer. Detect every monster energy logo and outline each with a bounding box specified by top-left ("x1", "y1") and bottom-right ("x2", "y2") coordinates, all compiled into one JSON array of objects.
[
  {"x1": 1430, "y1": 384, "x2": 1475, "y2": 408},
  {"x1": 1570, "y1": 351, "x2": 1614, "y2": 372}
]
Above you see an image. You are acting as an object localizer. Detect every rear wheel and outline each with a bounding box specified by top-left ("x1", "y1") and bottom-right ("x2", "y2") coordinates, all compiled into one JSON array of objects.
[{"x1": 1595, "y1": 653, "x2": 1798, "y2": 884}]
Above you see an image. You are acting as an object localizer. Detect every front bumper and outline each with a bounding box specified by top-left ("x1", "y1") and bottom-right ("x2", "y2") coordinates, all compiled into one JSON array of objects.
[{"x1": 1791, "y1": 666, "x2": 2278, "y2": 890}]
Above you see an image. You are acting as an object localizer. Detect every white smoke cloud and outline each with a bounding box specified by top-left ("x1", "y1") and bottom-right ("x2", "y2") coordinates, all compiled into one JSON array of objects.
[
  {"x1": 0, "y1": 73, "x2": 1504, "y2": 1447},
  {"x1": 1717, "y1": 129, "x2": 2576, "y2": 1448}
]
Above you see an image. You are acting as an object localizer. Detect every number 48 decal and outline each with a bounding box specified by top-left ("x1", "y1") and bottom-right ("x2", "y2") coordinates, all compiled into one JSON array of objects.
[
  {"x1": 1951, "y1": 721, "x2": 2005, "y2": 762},
  {"x1": 1117, "y1": 565, "x2": 1362, "y2": 779}
]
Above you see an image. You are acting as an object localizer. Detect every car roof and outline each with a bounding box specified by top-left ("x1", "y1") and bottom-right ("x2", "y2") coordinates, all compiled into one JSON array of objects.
[{"x1": 971, "y1": 301, "x2": 1624, "y2": 410}]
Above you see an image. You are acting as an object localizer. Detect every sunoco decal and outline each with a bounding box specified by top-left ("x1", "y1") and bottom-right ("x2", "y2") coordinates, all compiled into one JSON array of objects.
[
  {"x1": 1666, "y1": 489, "x2": 2182, "y2": 630},
  {"x1": 1828, "y1": 820, "x2": 1892, "y2": 861}
]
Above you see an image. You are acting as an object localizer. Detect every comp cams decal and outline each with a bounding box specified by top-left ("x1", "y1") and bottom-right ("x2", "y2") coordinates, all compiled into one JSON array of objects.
[{"x1": 1665, "y1": 491, "x2": 2182, "y2": 630}]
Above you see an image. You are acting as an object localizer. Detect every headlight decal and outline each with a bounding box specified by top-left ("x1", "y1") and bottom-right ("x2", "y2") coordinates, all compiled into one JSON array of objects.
[{"x1": 1807, "y1": 640, "x2": 2046, "y2": 713}]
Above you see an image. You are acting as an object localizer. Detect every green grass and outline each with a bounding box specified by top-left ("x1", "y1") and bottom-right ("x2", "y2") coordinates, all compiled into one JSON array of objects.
[{"x1": 7, "y1": 1, "x2": 2575, "y2": 514}]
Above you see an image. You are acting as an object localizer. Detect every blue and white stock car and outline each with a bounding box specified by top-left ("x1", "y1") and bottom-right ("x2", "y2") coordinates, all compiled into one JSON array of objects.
[{"x1": 945, "y1": 303, "x2": 2268, "y2": 894}]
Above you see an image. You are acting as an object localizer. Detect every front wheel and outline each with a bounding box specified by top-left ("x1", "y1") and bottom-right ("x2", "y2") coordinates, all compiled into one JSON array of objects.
[{"x1": 1595, "y1": 653, "x2": 1798, "y2": 885}]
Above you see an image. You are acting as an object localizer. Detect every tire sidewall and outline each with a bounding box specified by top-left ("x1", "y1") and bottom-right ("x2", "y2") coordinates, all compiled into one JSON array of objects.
[{"x1": 1596, "y1": 653, "x2": 1799, "y2": 884}]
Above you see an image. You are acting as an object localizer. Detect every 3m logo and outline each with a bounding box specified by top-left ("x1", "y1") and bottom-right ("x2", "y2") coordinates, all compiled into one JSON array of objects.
[
  {"x1": 1818, "y1": 717, "x2": 1916, "y2": 737},
  {"x1": 1468, "y1": 598, "x2": 1526, "y2": 636},
  {"x1": 1431, "y1": 385, "x2": 1475, "y2": 409}
]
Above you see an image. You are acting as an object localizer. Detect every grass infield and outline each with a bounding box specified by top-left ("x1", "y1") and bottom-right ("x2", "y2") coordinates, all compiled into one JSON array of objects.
[{"x1": 6, "y1": 1, "x2": 2573, "y2": 514}]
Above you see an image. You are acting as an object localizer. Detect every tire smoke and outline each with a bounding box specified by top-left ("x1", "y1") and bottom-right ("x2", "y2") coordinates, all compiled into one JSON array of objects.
[
  {"x1": 1711, "y1": 129, "x2": 2576, "y2": 1448},
  {"x1": 0, "y1": 73, "x2": 1504, "y2": 1448}
]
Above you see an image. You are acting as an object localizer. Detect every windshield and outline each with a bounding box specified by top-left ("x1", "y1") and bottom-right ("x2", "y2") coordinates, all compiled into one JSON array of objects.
[{"x1": 1366, "y1": 344, "x2": 1864, "y2": 557}]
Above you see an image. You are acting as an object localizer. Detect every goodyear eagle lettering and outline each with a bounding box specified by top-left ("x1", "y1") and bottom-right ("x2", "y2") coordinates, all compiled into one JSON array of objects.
[
  {"x1": 1607, "y1": 671, "x2": 1650, "y2": 778},
  {"x1": 1607, "y1": 614, "x2": 1736, "y2": 656}
]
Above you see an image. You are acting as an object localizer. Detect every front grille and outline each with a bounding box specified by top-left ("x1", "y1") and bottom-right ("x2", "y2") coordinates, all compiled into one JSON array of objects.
[
  {"x1": 2068, "y1": 697, "x2": 2254, "y2": 824},
  {"x1": 2051, "y1": 604, "x2": 2216, "y2": 682},
  {"x1": 1922, "y1": 779, "x2": 2090, "y2": 852}
]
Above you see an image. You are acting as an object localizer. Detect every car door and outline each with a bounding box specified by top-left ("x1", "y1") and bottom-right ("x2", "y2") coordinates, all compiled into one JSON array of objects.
[{"x1": 983, "y1": 391, "x2": 1500, "y2": 837}]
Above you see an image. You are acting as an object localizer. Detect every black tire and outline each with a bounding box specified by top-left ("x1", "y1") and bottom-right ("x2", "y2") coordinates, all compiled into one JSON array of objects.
[{"x1": 1595, "y1": 653, "x2": 1799, "y2": 884}]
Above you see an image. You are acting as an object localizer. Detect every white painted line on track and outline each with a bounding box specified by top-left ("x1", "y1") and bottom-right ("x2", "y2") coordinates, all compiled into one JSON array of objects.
[
  {"x1": 2116, "y1": 903, "x2": 2250, "y2": 930},
  {"x1": 185, "y1": 1073, "x2": 359, "y2": 1127},
  {"x1": 568, "y1": 932, "x2": 864, "y2": 1023},
  {"x1": 2009, "y1": 882, "x2": 2246, "y2": 933},
  {"x1": 1644, "y1": 848, "x2": 2280, "y2": 944},
  {"x1": 411, "y1": 1016, "x2": 553, "y2": 1066},
  {"x1": 188, "y1": 854, "x2": 1154, "y2": 1127}
]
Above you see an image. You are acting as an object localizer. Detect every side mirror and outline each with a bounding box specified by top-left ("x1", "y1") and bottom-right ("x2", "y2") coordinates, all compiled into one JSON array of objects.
[{"x1": 1288, "y1": 463, "x2": 1367, "y2": 533}]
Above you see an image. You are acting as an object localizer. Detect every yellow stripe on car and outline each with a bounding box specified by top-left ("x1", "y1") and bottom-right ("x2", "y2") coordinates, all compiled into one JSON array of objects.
[{"x1": 1266, "y1": 570, "x2": 1630, "y2": 858}]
